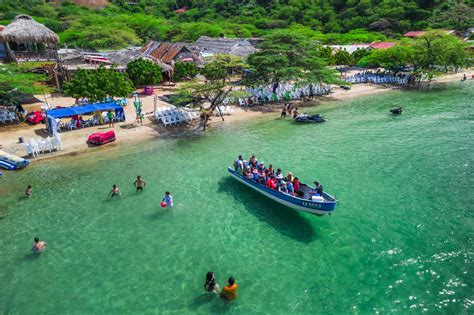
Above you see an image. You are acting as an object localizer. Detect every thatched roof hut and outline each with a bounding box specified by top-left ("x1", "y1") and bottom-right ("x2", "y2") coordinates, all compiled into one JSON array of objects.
[
  {"x1": 194, "y1": 36, "x2": 257, "y2": 58},
  {"x1": 0, "y1": 15, "x2": 59, "y2": 45}
]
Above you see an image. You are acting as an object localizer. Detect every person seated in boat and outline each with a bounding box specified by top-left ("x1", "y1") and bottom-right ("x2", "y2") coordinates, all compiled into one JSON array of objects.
[
  {"x1": 286, "y1": 172, "x2": 294, "y2": 183},
  {"x1": 257, "y1": 161, "x2": 265, "y2": 172},
  {"x1": 265, "y1": 176, "x2": 273, "y2": 188},
  {"x1": 311, "y1": 181, "x2": 324, "y2": 196},
  {"x1": 286, "y1": 180, "x2": 294, "y2": 196},
  {"x1": 244, "y1": 167, "x2": 252, "y2": 179},
  {"x1": 275, "y1": 169, "x2": 283, "y2": 180},
  {"x1": 249, "y1": 155, "x2": 258, "y2": 168},
  {"x1": 234, "y1": 155, "x2": 244, "y2": 172},
  {"x1": 268, "y1": 176, "x2": 277, "y2": 190},
  {"x1": 279, "y1": 181, "x2": 287, "y2": 193},
  {"x1": 257, "y1": 170, "x2": 266, "y2": 185},
  {"x1": 293, "y1": 177, "x2": 301, "y2": 195},
  {"x1": 252, "y1": 168, "x2": 260, "y2": 181},
  {"x1": 267, "y1": 164, "x2": 274, "y2": 175}
]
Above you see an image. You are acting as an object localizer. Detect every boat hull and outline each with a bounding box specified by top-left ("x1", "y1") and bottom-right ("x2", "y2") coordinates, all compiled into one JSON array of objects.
[{"x1": 228, "y1": 167, "x2": 336, "y2": 216}]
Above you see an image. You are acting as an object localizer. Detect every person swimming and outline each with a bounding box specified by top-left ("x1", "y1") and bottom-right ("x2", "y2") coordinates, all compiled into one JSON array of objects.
[
  {"x1": 204, "y1": 271, "x2": 220, "y2": 294},
  {"x1": 32, "y1": 237, "x2": 47, "y2": 253},
  {"x1": 163, "y1": 191, "x2": 173, "y2": 208},
  {"x1": 220, "y1": 276, "x2": 238, "y2": 300},
  {"x1": 25, "y1": 185, "x2": 32, "y2": 197},
  {"x1": 108, "y1": 185, "x2": 121, "y2": 197},
  {"x1": 134, "y1": 176, "x2": 146, "y2": 191}
]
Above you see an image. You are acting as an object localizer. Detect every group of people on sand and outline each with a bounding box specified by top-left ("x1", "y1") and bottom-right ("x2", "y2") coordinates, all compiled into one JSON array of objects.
[
  {"x1": 204, "y1": 272, "x2": 238, "y2": 300},
  {"x1": 280, "y1": 104, "x2": 299, "y2": 119},
  {"x1": 107, "y1": 176, "x2": 173, "y2": 208},
  {"x1": 234, "y1": 155, "x2": 324, "y2": 199}
]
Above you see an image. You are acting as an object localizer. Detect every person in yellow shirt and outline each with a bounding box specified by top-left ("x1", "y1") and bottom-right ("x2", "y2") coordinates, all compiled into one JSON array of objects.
[{"x1": 220, "y1": 276, "x2": 238, "y2": 300}]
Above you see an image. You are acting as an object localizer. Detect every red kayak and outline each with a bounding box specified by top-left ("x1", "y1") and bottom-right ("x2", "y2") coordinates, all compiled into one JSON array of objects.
[
  {"x1": 88, "y1": 130, "x2": 116, "y2": 145},
  {"x1": 27, "y1": 111, "x2": 45, "y2": 124}
]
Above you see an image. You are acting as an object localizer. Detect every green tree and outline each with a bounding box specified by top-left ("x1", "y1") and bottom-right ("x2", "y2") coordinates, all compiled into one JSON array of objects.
[
  {"x1": 178, "y1": 56, "x2": 247, "y2": 130},
  {"x1": 173, "y1": 61, "x2": 198, "y2": 81},
  {"x1": 63, "y1": 65, "x2": 134, "y2": 102},
  {"x1": 126, "y1": 58, "x2": 162, "y2": 86},
  {"x1": 246, "y1": 31, "x2": 340, "y2": 86},
  {"x1": 334, "y1": 49, "x2": 353, "y2": 66}
]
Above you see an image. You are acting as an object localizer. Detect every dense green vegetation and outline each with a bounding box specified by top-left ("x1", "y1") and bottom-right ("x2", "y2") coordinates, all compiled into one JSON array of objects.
[
  {"x1": 126, "y1": 58, "x2": 162, "y2": 86},
  {"x1": 63, "y1": 65, "x2": 134, "y2": 101},
  {"x1": 0, "y1": 1, "x2": 472, "y2": 50},
  {"x1": 358, "y1": 31, "x2": 471, "y2": 73}
]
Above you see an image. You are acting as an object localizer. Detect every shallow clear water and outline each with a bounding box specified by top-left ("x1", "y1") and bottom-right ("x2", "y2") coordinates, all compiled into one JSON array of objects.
[{"x1": 1, "y1": 82, "x2": 473, "y2": 314}]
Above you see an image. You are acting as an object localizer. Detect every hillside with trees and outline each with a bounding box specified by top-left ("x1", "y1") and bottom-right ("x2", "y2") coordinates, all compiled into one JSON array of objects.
[{"x1": 0, "y1": 0, "x2": 472, "y2": 50}]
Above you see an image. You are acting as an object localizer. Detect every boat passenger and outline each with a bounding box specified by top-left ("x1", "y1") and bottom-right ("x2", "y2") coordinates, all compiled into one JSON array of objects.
[
  {"x1": 108, "y1": 185, "x2": 121, "y2": 197},
  {"x1": 265, "y1": 176, "x2": 272, "y2": 188},
  {"x1": 25, "y1": 185, "x2": 32, "y2": 197},
  {"x1": 134, "y1": 176, "x2": 146, "y2": 191},
  {"x1": 275, "y1": 169, "x2": 283, "y2": 180},
  {"x1": 163, "y1": 191, "x2": 173, "y2": 208},
  {"x1": 252, "y1": 168, "x2": 259, "y2": 181},
  {"x1": 279, "y1": 181, "x2": 287, "y2": 193},
  {"x1": 293, "y1": 177, "x2": 301, "y2": 195},
  {"x1": 249, "y1": 155, "x2": 258, "y2": 168},
  {"x1": 313, "y1": 181, "x2": 323, "y2": 196},
  {"x1": 220, "y1": 276, "x2": 238, "y2": 300},
  {"x1": 286, "y1": 181, "x2": 294, "y2": 196},
  {"x1": 244, "y1": 167, "x2": 252, "y2": 179},
  {"x1": 204, "y1": 271, "x2": 220, "y2": 294},
  {"x1": 267, "y1": 164, "x2": 274, "y2": 175},
  {"x1": 32, "y1": 237, "x2": 47, "y2": 253},
  {"x1": 271, "y1": 177, "x2": 278, "y2": 190},
  {"x1": 286, "y1": 172, "x2": 294, "y2": 183},
  {"x1": 234, "y1": 155, "x2": 244, "y2": 172}
]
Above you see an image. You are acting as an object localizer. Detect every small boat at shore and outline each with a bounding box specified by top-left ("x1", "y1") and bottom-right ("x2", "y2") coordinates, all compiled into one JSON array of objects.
[
  {"x1": 228, "y1": 167, "x2": 336, "y2": 216},
  {"x1": 88, "y1": 130, "x2": 116, "y2": 145},
  {"x1": 294, "y1": 114, "x2": 326, "y2": 123},
  {"x1": 0, "y1": 150, "x2": 29, "y2": 170}
]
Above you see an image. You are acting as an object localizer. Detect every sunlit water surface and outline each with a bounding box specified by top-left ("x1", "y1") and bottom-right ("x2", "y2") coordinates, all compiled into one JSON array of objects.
[{"x1": 1, "y1": 82, "x2": 473, "y2": 313}]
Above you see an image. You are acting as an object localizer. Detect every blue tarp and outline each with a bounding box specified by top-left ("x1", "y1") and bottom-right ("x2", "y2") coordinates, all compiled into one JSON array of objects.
[
  {"x1": 46, "y1": 102, "x2": 123, "y2": 118},
  {"x1": 45, "y1": 102, "x2": 125, "y2": 135}
]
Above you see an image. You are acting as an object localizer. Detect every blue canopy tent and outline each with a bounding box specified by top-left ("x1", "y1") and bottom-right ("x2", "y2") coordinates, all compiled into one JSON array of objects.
[{"x1": 45, "y1": 102, "x2": 125, "y2": 134}]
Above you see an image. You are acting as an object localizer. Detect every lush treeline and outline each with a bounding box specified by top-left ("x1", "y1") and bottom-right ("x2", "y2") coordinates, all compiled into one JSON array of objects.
[{"x1": 0, "y1": 0, "x2": 473, "y2": 50}]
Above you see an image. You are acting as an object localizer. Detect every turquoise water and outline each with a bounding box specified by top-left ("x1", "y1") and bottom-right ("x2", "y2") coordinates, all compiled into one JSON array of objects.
[{"x1": 1, "y1": 82, "x2": 473, "y2": 313}]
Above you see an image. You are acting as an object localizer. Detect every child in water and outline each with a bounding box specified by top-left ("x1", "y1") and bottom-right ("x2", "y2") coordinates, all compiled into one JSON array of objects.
[{"x1": 162, "y1": 191, "x2": 173, "y2": 208}]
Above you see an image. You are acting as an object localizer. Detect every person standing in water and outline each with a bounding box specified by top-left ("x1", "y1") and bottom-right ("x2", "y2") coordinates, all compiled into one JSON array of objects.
[
  {"x1": 162, "y1": 191, "x2": 173, "y2": 208},
  {"x1": 204, "y1": 271, "x2": 220, "y2": 294},
  {"x1": 32, "y1": 237, "x2": 47, "y2": 253},
  {"x1": 220, "y1": 276, "x2": 238, "y2": 300},
  {"x1": 108, "y1": 185, "x2": 121, "y2": 197},
  {"x1": 25, "y1": 185, "x2": 32, "y2": 197},
  {"x1": 134, "y1": 176, "x2": 146, "y2": 192}
]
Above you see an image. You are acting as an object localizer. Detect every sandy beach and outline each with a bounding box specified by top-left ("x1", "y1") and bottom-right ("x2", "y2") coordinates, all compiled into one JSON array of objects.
[{"x1": 0, "y1": 72, "x2": 468, "y2": 164}]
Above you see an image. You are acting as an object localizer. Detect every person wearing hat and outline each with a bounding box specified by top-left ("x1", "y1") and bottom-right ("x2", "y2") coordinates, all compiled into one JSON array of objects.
[
  {"x1": 279, "y1": 180, "x2": 287, "y2": 193},
  {"x1": 286, "y1": 172, "x2": 294, "y2": 183}
]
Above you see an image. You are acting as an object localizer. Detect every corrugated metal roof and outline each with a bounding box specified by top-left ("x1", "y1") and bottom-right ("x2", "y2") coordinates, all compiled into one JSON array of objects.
[
  {"x1": 404, "y1": 31, "x2": 426, "y2": 37},
  {"x1": 370, "y1": 42, "x2": 395, "y2": 49}
]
